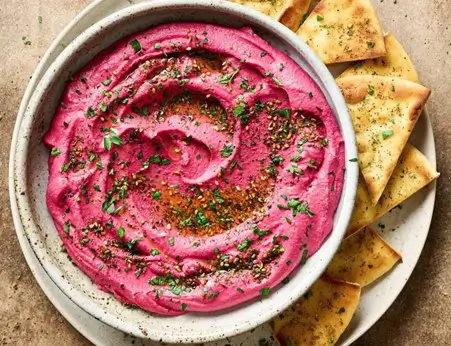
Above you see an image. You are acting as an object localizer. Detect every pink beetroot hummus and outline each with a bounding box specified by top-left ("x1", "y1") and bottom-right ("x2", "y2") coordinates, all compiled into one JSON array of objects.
[{"x1": 44, "y1": 23, "x2": 344, "y2": 315}]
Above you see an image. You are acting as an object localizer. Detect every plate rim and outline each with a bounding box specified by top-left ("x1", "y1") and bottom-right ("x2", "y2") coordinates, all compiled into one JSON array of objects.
[{"x1": 8, "y1": 0, "x2": 437, "y2": 345}]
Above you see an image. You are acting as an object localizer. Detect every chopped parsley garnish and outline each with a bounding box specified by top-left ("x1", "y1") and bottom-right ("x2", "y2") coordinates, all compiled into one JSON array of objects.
[
  {"x1": 181, "y1": 303, "x2": 187, "y2": 311},
  {"x1": 367, "y1": 41, "x2": 375, "y2": 48},
  {"x1": 106, "y1": 203, "x2": 115, "y2": 214},
  {"x1": 240, "y1": 77, "x2": 255, "y2": 92},
  {"x1": 382, "y1": 129, "x2": 394, "y2": 139},
  {"x1": 103, "y1": 130, "x2": 122, "y2": 151},
  {"x1": 168, "y1": 237, "x2": 175, "y2": 246},
  {"x1": 219, "y1": 68, "x2": 240, "y2": 85},
  {"x1": 349, "y1": 157, "x2": 358, "y2": 162},
  {"x1": 85, "y1": 106, "x2": 96, "y2": 117},
  {"x1": 130, "y1": 39, "x2": 141, "y2": 52},
  {"x1": 117, "y1": 226, "x2": 125, "y2": 238},
  {"x1": 259, "y1": 287, "x2": 270, "y2": 296},
  {"x1": 149, "y1": 154, "x2": 171, "y2": 165},
  {"x1": 287, "y1": 163, "x2": 304, "y2": 176},
  {"x1": 237, "y1": 287, "x2": 244, "y2": 293},
  {"x1": 154, "y1": 43, "x2": 161, "y2": 49},
  {"x1": 368, "y1": 84, "x2": 375, "y2": 96},
  {"x1": 252, "y1": 225, "x2": 271, "y2": 239},
  {"x1": 287, "y1": 199, "x2": 315, "y2": 217},
  {"x1": 274, "y1": 108, "x2": 290, "y2": 118},
  {"x1": 272, "y1": 77, "x2": 283, "y2": 86},
  {"x1": 233, "y1": 103, "x2": 246, "y2": 117},
  {"x1": 101, "y1": 78, "x2": 112, "y2": 86},
  {"x1": 99, "y1": 102, "x2": 107, "y2": 112},
  {"x1": 150, "y1": 249, "x2": 160, "y2": 256},
  {"x1": 51, "y1": 148, "x2": 61, "y2": 156},
  {"x1": 260, "y1": 51, "x2": 267, "y2": 57},
  {"x1": 63, "y1": 221, "x2": 70, "y2": 234},
  {"x1": 220, "y1": 143, "x2": 234, "y2": 158},
  {"x1": 300, "y1": 248, "x2": 309, "y2": 265},
  {"x1": 152, "y1": 190, "x2": 162, "y2": 200},
  {"x1": 316, "y1": 15, "x2": 324, "y2": 21},
  {"x1": 255, "y1": 101, "x2": 265, "y2": 112},
  {"x1": 237, "y1": 238, "x2": 253, "y2": 252}
]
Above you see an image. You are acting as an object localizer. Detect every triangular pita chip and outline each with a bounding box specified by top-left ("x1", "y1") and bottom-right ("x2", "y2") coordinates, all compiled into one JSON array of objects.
[
  {"x1": 348, "y1": 144, "x2": 439, "y2": 235},
  {"x1": 325, "y1": 227, "x2": 401, "y2": 287},
  {"x1": 337, "y1": 75, "x2": 431, "y2": 205},
  {"x1": 297, "y1": 0, "x2": 386, "y2": 64},
  {"x1": 274, "y1": 276, "x2": 361, "y2": 345},
  {"x1": 339, "y1": 33, "x2": 419, "y2": 82},
  {"x1": 229, "y1": 0, "x2": 312, "y2": 31}
]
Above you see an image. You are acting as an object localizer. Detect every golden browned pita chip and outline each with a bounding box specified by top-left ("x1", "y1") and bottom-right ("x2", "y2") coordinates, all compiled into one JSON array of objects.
[
  {"x1": 348, "y1": 144, "x2": 439, "y2": 235},
  {"x1": 339, "y1": 33, "x2": 419, "y2": 82},
  {"x1": 325, "y1": 227, "x2": 401, "y2": 286},
  {"x1": 229, "y1": 0, "x2": 312, "y2": 31},
  {"x1": 274, "y1": 276, "x2": 361, "y2": 345},
  {"x1": 337, "y1": 75, "x2": 430, "y2": 205},
  {"x1": 297, "y1": 0, "x2": 385, "y2": 64}
]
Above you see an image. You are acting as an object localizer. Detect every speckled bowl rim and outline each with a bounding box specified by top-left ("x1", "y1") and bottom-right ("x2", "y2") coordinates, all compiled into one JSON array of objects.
[{"x1": 10, "y1": 0, "x2": 358, "y2": 343}]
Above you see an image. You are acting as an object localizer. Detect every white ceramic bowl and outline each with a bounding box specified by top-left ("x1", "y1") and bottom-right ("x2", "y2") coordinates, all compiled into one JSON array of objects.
[{"x1": 10, "y1": 0, "x2": 358, "y2": 343}]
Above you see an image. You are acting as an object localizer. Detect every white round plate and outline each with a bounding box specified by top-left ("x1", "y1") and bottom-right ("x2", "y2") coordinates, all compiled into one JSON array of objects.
[{"x1": 9, "y1": 1, "x2": 437, "y2": 345}]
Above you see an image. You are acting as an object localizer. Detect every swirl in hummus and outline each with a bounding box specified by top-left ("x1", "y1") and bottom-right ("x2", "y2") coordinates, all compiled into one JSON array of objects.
[{"x1": 44, "y1": 23, "x2": 345, "y2": 315}]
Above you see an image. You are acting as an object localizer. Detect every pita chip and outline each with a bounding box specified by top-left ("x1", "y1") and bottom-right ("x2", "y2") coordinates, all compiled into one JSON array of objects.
[
  {"x1": 274, "y1": 276, "x2": 361, "y2": 345},
  {"x1": 339, "y1": 33, "x2": 419, "y2": 82},
  {"x1": 326, "y1": 227, "x2": 401, "y2": 287},
  {"x1": 297, "y1": 0, "x2": 386, "y2": 64},
  {"x1": 348, "y1": 144, "x2": 439, "y2": 235},
  {"x1": 229, "y1": 0, "x2": 312, "y2": 31},
  {"x1": 337, "y1": 75, "x2": 431, "y2": 205}
]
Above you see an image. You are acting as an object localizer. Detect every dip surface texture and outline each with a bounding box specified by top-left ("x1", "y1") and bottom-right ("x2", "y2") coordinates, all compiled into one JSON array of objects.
[{"x1": 44, "y1": 23, "x2": 344, "y2": 315}]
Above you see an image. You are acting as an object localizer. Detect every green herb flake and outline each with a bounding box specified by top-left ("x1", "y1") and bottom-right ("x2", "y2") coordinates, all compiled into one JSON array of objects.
[
  {"x1": 63, "y1": 221, "x2": 70, "y2": 234},
  {"x1": 130, "y1": 39, "x2": 141, "y2": 53},
  {"x1": 152, "y1": 190, "x2": 162, "y2": 200},
  {"x1": 368, "y1": 84, "x2": 375, "y2": 96},
  {"x1": 237, "y1": 238, "x2": 253, "y2": 252},
  {"x1": 382, "y1": 129, "x2": 394, "y2": 139},
  {"x1": 300, "y1": 248, "x2": 309, "y2": 265},
  {"x1": 150, "y1": 249, "x2": 160, "y2": 256},
  {"x1": 349, "y1": 157, "x2": 358, "y2": 162},
  {"x1": 237, "y1": 287, "x2": 244, "y2": 293},
  {"x1": 51, "y1": 148, "x2": 61, "y2": 156},
  {"x1": 272, "y1": 77, "x2": 283, "y2": 86},
  {"x1": 181, "y1": 303, "x2": 187, "y2": 311},
  {"x1": 117, "y1": 226, "x2": 125, "y2": 238},
  {"x1": 259, "y1": 287, "x2": 270, "y2": 296},
  {"x1": 316, "y1": 15, "x2": 324, "y2": 21},
  {"x1": 101, "y1": 78, "x2": 112, "y2": 86},
  {"x1": 220, "y1": 143, "x2": 234, "y2": 158},
  {"x1": 168, "y1": 237, "x2": 175, "y2": 246},
  {"x1": 38, "y1": 16, "x2": 42, "y2": 24},
  {"x1": 103, "y1": 136, "x2": 112, "y2": 151},
  {"x1": 367, "y1": 41, "x2": 375, "y2": 48}
]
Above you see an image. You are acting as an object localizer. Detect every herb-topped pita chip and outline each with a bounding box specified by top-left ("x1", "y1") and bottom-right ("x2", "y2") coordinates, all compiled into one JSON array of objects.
[
  {"x1": 348, "y1": 144, "x2": 439, "y2": 235},
  {"x1": 274, "y1": 276, "x2": 361, "y2": 345},
  {"x1": 229, "y1": 0, "x2": 312, "y2": 31},
  {"x1": 326, "y1": 227, "x2": 401, "y2": 287},
  {"x1": 339, "y1": 33, "x2": 419, "y2": 82},
  {"x1": 337, "y1": 75, "x2": 431, "y2": 205},
  {"x1": 297, "y1": 0, "x2": 386, "y2": 64}
]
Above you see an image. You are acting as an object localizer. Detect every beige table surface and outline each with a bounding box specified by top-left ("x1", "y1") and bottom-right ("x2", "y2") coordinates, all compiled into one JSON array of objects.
[{"x1": 1, "y1": 0, "x2": 450, "y2": 345}]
